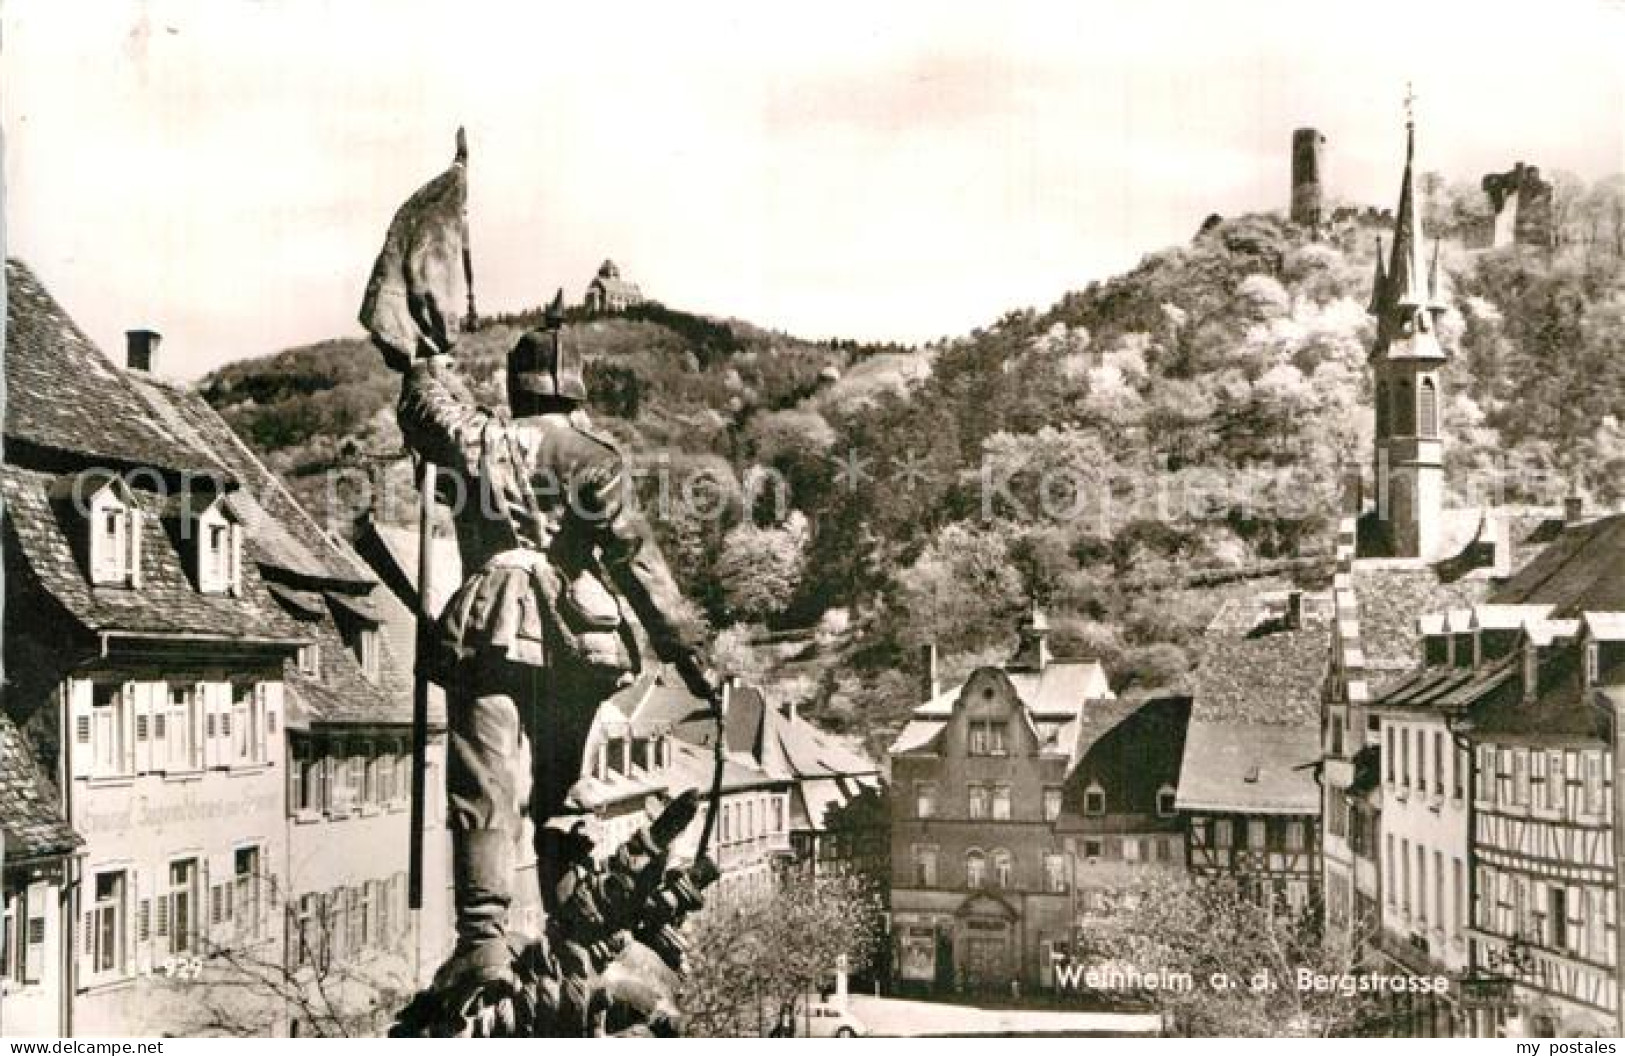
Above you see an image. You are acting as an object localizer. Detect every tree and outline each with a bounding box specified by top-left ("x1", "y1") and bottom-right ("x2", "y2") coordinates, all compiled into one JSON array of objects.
[
  {"x1": 679, "y1": 868, "x2": 882, "y2": 1037},
  {"x1": 155, "y1": 874, "x2": 415, "y2": 1037},
  {"x1": 714, "y1": 511, "x2": 810, "y2": 623},
  {"x1": 1082, "y1": 874, "x2": 1390, "y2": 1037}
]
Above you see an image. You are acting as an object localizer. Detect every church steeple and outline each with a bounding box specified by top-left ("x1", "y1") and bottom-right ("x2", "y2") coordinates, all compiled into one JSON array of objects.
[
  {"x1": 1370, "y1": 99, "x2": 1449, "y2": 351},
  {"x1": 1368, "y1": 91, "x2": 1449, "y2": 561}
]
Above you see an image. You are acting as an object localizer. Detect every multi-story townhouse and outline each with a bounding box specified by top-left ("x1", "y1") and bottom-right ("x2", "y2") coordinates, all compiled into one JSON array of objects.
[
  {"x1": 1, "y1": 712, "x2": 82, "y2": 1035},
  {"x1": 2, "y1": 260, "x2": 434, "y2": 1035},
  {"x1": 1365, "y1": 604, "x2": 1537, "y2": 1036},
  {"x1": 2, "y1": 261, "x2": 307, "y2": 1034},
  {"x1": 1459, "y1": 514, "x2": 1625, "y2": 1037},
  {"x1": 1058, "y1": 692, "x2": 1190, "y2": 985},
  {"x1": 887, "y1": 609, "x2": 1118, "y2": 993}
]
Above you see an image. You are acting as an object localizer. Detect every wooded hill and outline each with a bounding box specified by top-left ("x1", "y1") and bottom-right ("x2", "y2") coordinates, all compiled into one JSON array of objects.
[{"x1": 203, "y1": 186, "x2": 1625, "y2": 747}]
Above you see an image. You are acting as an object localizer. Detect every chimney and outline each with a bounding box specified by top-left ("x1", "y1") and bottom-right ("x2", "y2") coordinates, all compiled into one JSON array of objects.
[
  {"x1": 1010, "y1": 606, "x2": 1052, "y2": 671},
  {"x1": 1285, "y1": 590, "x2": 1303, "y2": 631},
  {"x1": 920, "y1": 643, "x2": 940, "y2": 701},
  {"x1": 1564, "y1": 494, "x2": 1585, "y2": 525},
  {"x1": 126, "y1": 329, "x2": 161, "y2": 373}
]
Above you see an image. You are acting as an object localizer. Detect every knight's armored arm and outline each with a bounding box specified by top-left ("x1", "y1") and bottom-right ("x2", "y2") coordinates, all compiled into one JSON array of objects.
[
  {"x1": 573, "y1": 460, "x2": 712, "y2": 695},
  {"x1": 397, "y1": 354, "x2": 495, "y2": 476}
]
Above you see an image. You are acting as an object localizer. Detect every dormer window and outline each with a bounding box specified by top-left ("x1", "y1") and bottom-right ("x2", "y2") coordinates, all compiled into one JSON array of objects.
[
  {"x1": 1157, "y1": 785, "x2": 1177, "y2": 818},
  {"x1": 297, "y1": 644, "x2": 321, "y2": 678},
  {"x1": 201, "y1": 519, "x2": 239, "y2": 594},
  {"x1": 1586, "y1": 642, "x2": 1600, "y2": 686},
  {"x1": 1523, "y1": 643, "x2": 1538, "y2": 702},
  {"x1": 355, "y1": 627, "x2": 379, "y2": 681},
  {"x1": 328, "y1": 592, "x2": 383, "y2": 681},
  {"x1": 1084, "y1": 783, "x2": 1106, "y2": 816},
  {"x1": 177, "y1": 492, "x2": 242, "y2": 595},
  {"x1": 58, "y1": 472, "x2": 142, "y2": 587}
]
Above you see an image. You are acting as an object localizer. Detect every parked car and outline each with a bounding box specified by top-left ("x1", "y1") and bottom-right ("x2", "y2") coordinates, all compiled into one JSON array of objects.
[{"x1": 803, "y1": 1002, "x2": 867, "y2": 1038}]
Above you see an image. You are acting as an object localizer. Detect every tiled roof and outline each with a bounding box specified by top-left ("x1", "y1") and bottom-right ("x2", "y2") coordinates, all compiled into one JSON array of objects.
[
  {"x1": 889, "y1": 717, "x2": 946, "y2": 755},
  {"x1": 1, "y1": 464, "x2": 309, "y2": 643},
  {"x1": 911, "y1": 659, "x2": 1111, "y2": 719},
  {"x1": 1178, "y1": 594, "x2": 1330, "y2": 813},
  {"x1": 1470, "y1": 640, "x2": 1599, "y2": 740},
  {"x1": 1188, "y1": 596, "x2": 1331, "y2": 727},
  {"x1": 718, "y1": 684, "x2": 878, "y2": 781},
  {"x1": 123, "y1": 371, "x2": 373, "y2": 585},
  {"x1": 4, "y1": 260, "x2": 218, "y2": 474},
  {"x1": 1174, "y1": 722, "x2": 1320, "y2": 814},
  {"x1": 1371, "y1": 660, "x2": 1516, "y2": 714},
  {"x1": 773, "y1": 708, "x2": 878, "y2": 780},
  {"x1": 1069, "y1": 693, "x2": 1190, "y2": 772},
  {"x1": 1492, "y1": 514, "x2": 1625, "y2": 617},
  {"x1": 354, "y1": 518, "x2": 464, "y2": 617},
  {"x1": 1006, "y1": 662, "x2": 1114, "y2": 717},
  {"x1": 280, "y1": 602, "x2": 415, "y2": 726},
  {"x1": 892, "y1": 654, "x2": 1113, "y2": 759},
  {"x1": 1349, "y1": 567, "x2": 1489, "y2": 693},
  {"x1": 0, "y1": 710, "x2": 80, "y2": 861}
]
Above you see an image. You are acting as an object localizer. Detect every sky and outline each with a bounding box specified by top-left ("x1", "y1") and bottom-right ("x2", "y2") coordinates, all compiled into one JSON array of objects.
[{"x1": 4, "y1": 0, "x2": 1623, "y2": 379}]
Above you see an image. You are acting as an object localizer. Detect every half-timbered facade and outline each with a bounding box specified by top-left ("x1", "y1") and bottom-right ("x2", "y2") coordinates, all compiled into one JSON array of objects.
[
  {"x1": 1466, "y1": 619, "x2": 1616, "y2": 1037},
  {"x1": 1181, "y1": 591, "x2": 1327, "y2": 909},
  {"x1": 1365, "y1": 604, "x2": 1538, "y2": 1036},
  {"x1": 1456, "y1": 514, "x2": 1625, "y2": 1038}
]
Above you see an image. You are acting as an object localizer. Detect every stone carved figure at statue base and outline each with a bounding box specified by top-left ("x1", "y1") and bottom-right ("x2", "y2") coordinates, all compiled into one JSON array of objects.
[{"x1": 390, "y1": 791, "x2": 718, "y2": 1037}]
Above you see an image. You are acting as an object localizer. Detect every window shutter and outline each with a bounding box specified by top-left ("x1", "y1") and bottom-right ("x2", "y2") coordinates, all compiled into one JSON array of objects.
[
  {"x1": 121, "y1": 682, "x2": 137, "y2": 776},
  {"x1": 82, "y1": 910, "x2": 96, "y2": 959},
  {"x1": 199, "y1": 859, "x2": 211, "y2": 948},
  {"x1": 199, "y1": 682, "x2": 216, "y2": 769},
  {"x1": 127, "y1": 506, "x2": 144, "y2": 588},
  {"x1": 23, "y1": 897, "x2": 45, "y2": 985},
  {"x1": 69, "y1": 679, "x2": 93, "y2": 778},
  {"x1": 260, "y1": 681, "x2": 282, "y2": 758},
  {"x1": 155, "y1": 886, "x2": 170, "y2": 941},
  {"x1": 129, "y1": 867, "x2": 148, "y2": 974},
  {"x1": 228, "y1": 523, "x2": 243, "y2": 597},
  {"x1": 215, "y1": 682, "x2": 229, "y2": 767},
  {"x1": 133, "y1": 682, "x2": 154, "y2": 773}
]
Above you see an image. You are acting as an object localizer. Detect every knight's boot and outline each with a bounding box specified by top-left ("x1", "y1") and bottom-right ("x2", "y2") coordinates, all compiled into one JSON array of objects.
[{"x1": 437, "y1": 828, "x2": 517, "y2": 993}]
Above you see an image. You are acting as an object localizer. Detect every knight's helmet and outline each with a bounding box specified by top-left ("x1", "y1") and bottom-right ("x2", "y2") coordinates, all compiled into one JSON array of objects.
[{"x1": 507, "y1": 289, "x2": 586, "y2": 403}]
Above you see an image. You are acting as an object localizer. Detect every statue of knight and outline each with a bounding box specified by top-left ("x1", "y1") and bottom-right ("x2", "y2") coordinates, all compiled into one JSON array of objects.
[{"x1": 358, "y1": 130, "x2": 721, "y2": 1036}]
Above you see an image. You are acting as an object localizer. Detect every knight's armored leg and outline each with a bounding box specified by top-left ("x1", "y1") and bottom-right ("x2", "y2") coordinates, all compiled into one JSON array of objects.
[
  {"x1": 444, "y1": 671, "x2": 525, "y2": 977},
  {"x1": 528, "y1": 667, "x2": 607, "y2": 912}
]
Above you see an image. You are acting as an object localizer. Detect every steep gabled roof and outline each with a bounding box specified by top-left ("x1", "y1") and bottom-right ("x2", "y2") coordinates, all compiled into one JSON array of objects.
[
  {"x1": 1178, "y1": 594, "x2": 1329, "y2": 814},
  {"x1": 1469, "y1": 637, "x2": 1599, "y2": 741},
  {"x1": 1347, "y1": 563, "x2": 1491, "y2": 696},
  {"x1": 1371, "y1": 659, "x2": 1516, "y2": 715},
  {"x1": 0, "y1": 710, "x2": 80, "y2": 861},
  {"x1": 890, "y1": 654, "x2": 1113, "y2": 760},
  {"x1": 3, "y1": 259, "x2": 218, "y2": 474},
  {"x1": 1491, "y1": 514, "x2": 1625, "y2": 616},
  {"x1": 124, "y1": 371, "x2": 374, "y2": 586},
  {"x1": 1, "y1": 465, "x2": 307, "y2": 643}
]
